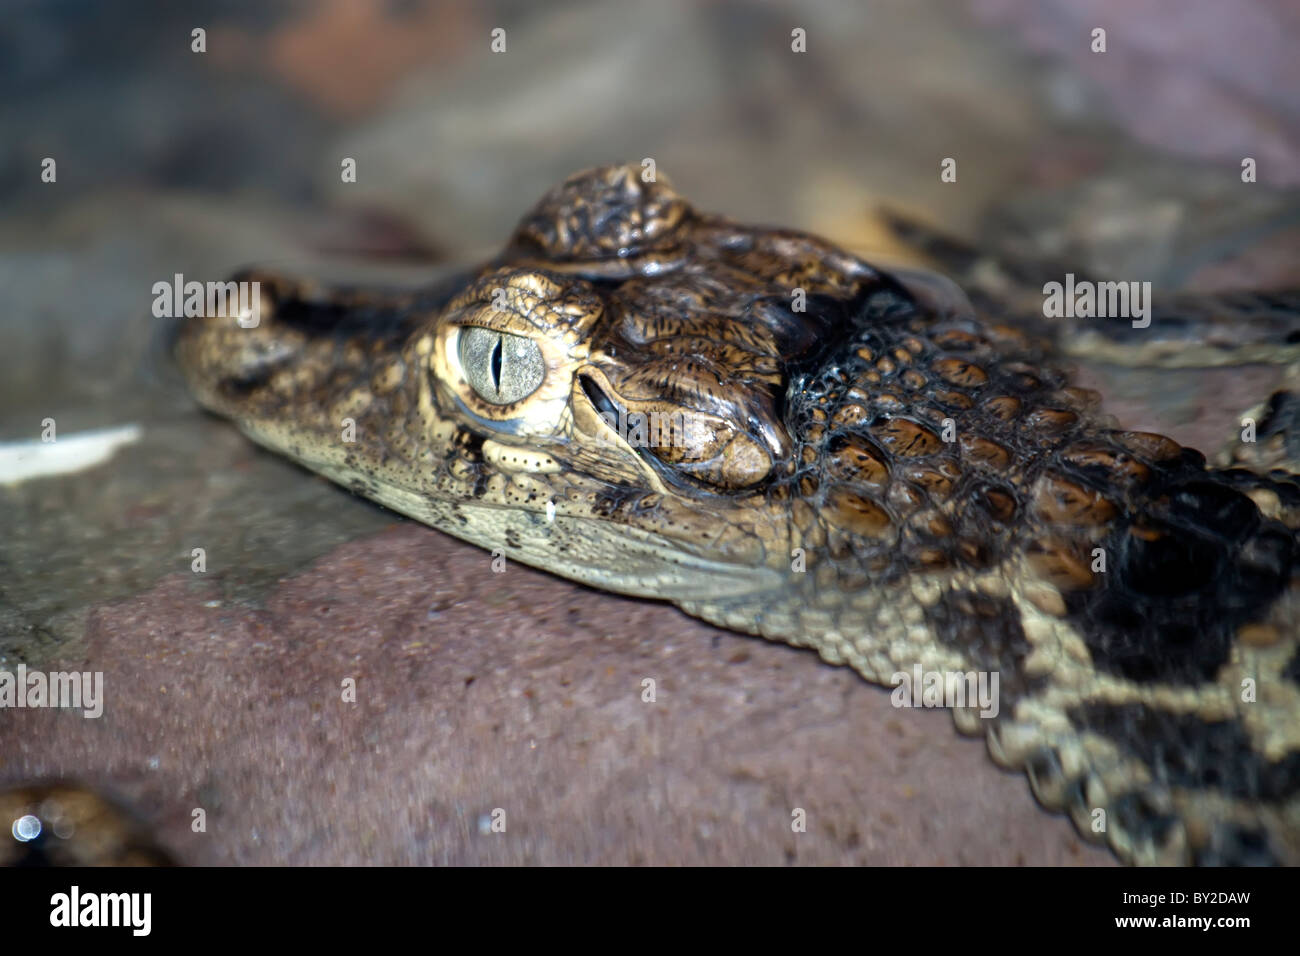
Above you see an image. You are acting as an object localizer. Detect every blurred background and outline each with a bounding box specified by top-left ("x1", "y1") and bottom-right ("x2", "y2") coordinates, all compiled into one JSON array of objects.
[{"x1": 2, "y1": 0, "x2": 1298, "y2": 865}]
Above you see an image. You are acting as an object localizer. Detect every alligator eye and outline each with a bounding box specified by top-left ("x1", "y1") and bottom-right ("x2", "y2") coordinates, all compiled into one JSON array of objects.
[{"x1": 458, "y1": 326, "x2": 545, "y2": 405}]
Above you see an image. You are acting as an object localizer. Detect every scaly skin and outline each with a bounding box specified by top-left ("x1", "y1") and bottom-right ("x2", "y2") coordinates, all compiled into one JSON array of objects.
[{"x1": 176, "y1": 165, "x2": 1300, "y2": 865}]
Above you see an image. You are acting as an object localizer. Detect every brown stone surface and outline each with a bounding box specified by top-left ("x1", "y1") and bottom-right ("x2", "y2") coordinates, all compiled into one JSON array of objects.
[{"x1": 4, "y1": 523, "x2": 1111, "y2": 865}]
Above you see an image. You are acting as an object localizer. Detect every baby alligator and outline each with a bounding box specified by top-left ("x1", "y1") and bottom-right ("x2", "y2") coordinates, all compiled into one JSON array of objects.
[{"x1": 176, "y1": 164, "x2": 1300, "y2": 865}]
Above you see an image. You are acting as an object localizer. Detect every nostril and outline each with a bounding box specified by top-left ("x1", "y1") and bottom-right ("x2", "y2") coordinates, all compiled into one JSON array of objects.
[
  {"x1": 174, "y1": 307, "x2": 300, "y2": 405},
  {"x1": 222, "y1": 366, "x2": 276, "y2": 397}
]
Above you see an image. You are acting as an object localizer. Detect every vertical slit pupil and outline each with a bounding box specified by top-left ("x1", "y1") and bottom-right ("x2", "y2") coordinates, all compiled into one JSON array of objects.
[{"x1": 490, "y1": 335, "x2": 503, "y2": 395}]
